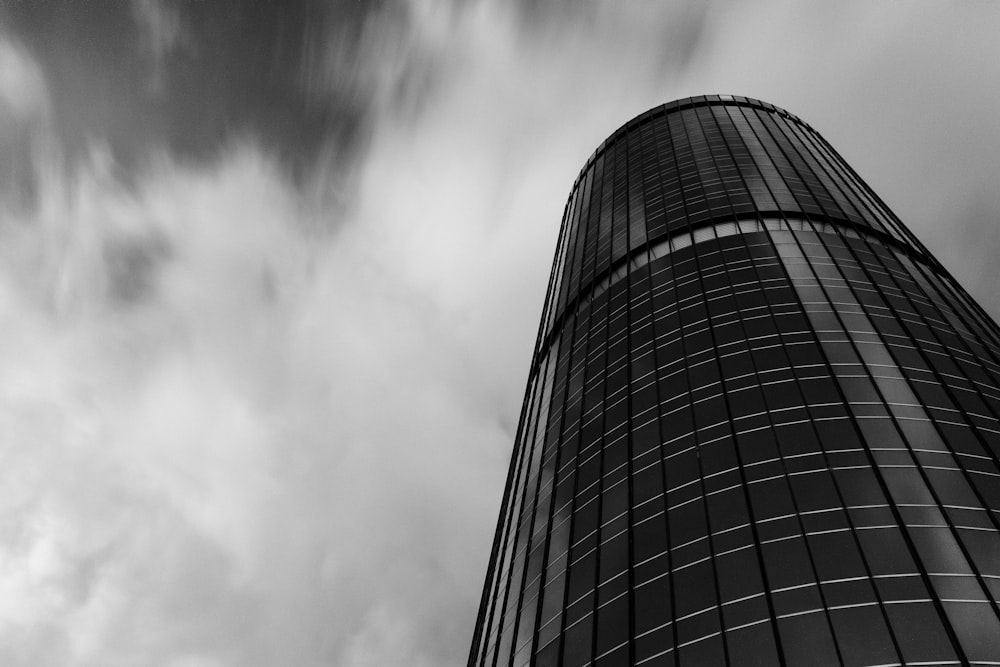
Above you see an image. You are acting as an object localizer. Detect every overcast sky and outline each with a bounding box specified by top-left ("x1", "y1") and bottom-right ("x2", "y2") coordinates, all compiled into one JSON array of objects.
[{"x1": 1, "y1": 1, "x2": 999, "y2": 666}]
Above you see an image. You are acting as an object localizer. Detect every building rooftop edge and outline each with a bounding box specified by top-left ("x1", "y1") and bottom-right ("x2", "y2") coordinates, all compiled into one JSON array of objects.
[{"x1": 571, "y1": 95, "x2": 815, "y2": 194}]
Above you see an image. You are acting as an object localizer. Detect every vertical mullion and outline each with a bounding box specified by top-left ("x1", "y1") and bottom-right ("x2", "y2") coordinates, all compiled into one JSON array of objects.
[
  {"x1": 641, "y1": 109, "x2": 682, "y2": 663},
  {"x1": 623, "y1": 118, "x2": 637, "y2": 667},
  {"x1": 660, "y1": 102, "x2": 732, "y2": 665},
  {"x1": 555, "y1": 143, "x2": 610, "y2": 667},
  {"x1": 589, "y1": 141, "x2": 617, "y2": 664}
]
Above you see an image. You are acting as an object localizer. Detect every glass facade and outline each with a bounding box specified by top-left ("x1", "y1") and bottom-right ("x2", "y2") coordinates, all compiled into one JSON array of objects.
[{"x1": 469, "y1": 96, "x2": 1000, "y2": 666}]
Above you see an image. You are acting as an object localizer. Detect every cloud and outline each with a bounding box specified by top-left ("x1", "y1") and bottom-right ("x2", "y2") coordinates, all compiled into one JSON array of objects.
[
  {"x1": 130, "y1": 0, "x2": 190, "y2": 94},
  {"x1": 0, "y1": 139, "x2": 509, "y2": 664},
  {"x1": 0, "y1": 37, "x2": 49, "y2": 121},
  {"x1": 0, "y1": 1, "x2": 715, "y2": 663},
  {"x1": 0, "y1": 35, "x2": 50, "y2": 210}
]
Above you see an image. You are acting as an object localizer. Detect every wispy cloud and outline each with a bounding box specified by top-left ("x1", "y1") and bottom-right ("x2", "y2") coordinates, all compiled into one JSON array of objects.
[
  {"x1": 130, "y1": 0, "x2": 190, "y2": 94},
  {"x1": 0, "y1": 1, "x2": 713, "y2": 662}
]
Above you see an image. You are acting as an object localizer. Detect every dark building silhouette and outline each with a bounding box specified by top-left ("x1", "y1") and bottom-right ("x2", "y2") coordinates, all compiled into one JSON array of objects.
[{"x1": 468, "y1": 96, "x2": 1000, "y2": 666}]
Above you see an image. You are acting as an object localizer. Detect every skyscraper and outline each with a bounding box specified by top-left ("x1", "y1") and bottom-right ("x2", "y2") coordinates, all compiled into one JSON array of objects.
[{"x1": 468, "y1": 96, "x2": 1000, "y2": 666}]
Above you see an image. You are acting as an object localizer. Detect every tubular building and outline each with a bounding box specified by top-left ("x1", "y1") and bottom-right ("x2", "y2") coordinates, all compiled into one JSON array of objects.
[{"x1": 468, "y1": 96, "x2": 1000, "y2": 666}]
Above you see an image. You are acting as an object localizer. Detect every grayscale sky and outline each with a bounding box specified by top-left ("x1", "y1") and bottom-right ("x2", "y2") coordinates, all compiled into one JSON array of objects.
[{"x1": 0, "y1": 1, "x2": 998, "y2": 665}]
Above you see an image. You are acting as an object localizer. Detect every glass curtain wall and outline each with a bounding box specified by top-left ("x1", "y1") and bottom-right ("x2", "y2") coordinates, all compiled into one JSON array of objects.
[{"x1": 469, "y1": 96, "x2": 1000, "y2": 667}]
